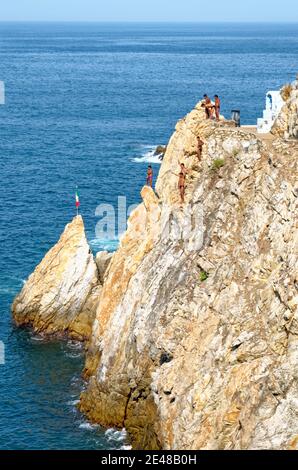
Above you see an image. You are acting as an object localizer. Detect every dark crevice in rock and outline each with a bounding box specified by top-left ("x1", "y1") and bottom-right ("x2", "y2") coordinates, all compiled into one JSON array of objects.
[
  {"x1": 160, "y1": 352, "x2": 173, "y2": 365},
  {"x1": 231, "y1": 343, "x2": 242, "y2": 352},
  {"x1": 123, "y1": 387, "x2": 135, "y2": 427}
]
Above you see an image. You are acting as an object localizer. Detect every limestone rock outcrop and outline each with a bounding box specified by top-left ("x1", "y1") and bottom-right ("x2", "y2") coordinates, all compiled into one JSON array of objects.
[
  {"x1": 80, "y1": 94, "x2": 298, "y2": 449},
  {"x1": 12, "y1": 216, "x2": 101, "y2": 340},
  {"x1": 95, "y1": 251, "x2": 113, "y2": 284},
  {"x1": 272, "y1": 77, "x2": 298, "y2": 139},
  {"x1": 154, "y1": 145, "x2": 167, "y2": 159}
]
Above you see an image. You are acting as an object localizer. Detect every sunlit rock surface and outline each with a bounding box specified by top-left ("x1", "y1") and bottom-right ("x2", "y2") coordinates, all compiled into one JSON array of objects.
[
  {"x1": 80, "y1": 95, "x2": 298, "y2": 450},
  {"x1": 272, "y1": 77, "x2": 298, "y2": 139},
  {"x1": 12, "y1": 216, "x2": 101, "y2": 340},
  {"x1": 11, "y1": 82, "x2": 298, "y2": 450}
]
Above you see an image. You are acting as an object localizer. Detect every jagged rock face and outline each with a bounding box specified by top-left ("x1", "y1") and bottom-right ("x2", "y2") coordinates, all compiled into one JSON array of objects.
[
  {"x1": 272, "y1": 78, "x2": 298, "y2": 139},
  {"x1": 12, "y1": 216, "x2": 101, "y2": 340},
  {"x1": 80, "y1": 97, "x2": 298, "y2": 450},
  {"x1": 95, "y1": 251, "x2": 113, "y2": 284},
  {"x1": 156, "y1": 103, "x2": 230, "y2": 205}
]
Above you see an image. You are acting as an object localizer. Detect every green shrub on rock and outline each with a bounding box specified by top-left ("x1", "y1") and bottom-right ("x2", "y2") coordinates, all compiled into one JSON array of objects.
[{"x1": 212, "y1": 158, "x2": 225, "y2": 170}]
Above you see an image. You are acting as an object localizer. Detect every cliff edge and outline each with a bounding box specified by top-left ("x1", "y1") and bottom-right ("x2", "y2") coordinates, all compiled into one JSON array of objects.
[
  {"x1": 80, "y1": 97, "x2": 298, "y2": 449},
  {"x1": 272, "y1": 76, "x2": 298, "y2": 139}
]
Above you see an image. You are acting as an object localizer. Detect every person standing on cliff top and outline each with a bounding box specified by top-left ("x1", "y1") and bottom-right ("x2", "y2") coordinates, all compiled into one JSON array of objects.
[
  {"x1": 202, "y1": 94, "x2": 212, "y2": 119},
  {"x1": 214, "y1": 95, "x2": 221, "y2": 121},
  {"x1": 146, "y1": 165, "x2": 153, "y2": 187}
]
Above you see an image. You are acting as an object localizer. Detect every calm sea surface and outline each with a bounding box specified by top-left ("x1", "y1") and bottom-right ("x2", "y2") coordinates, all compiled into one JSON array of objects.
[{"x1": 0, "y1": 22, "x2": 297, "y2": 449}]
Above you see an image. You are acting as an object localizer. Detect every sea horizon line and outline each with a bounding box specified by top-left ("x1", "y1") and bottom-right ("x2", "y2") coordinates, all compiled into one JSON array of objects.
[{"x1": 0, "y1": 20, "x2": 297, "y2": 24}]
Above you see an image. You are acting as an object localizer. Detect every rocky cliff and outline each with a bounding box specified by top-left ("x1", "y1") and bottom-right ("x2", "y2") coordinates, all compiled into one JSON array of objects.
[
  {"x1": 12, "y1": 216, "x2": 101, "y2": 340},
  {"x1": 12, "y1": 82, "x2": 298, "y2": 450},
  {"x1": 272, "y1": 76, "x2": 298, "y2": 139},
  {"x1": 79, "y1": 99, "x2": 298, "y2": 449}
]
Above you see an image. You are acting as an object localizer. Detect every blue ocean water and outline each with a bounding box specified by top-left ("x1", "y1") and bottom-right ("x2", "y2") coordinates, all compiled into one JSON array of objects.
[{"x1": 0, "y1": 22, "x2": 297, "y2": 450}]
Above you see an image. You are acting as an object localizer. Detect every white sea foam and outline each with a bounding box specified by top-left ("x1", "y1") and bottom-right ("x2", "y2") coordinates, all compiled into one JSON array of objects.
[
  {"x1": 29, "y1": 334, "x2": 47, "y2": 343},
  {"x1": 132, "y1": 145, "x2": 163, "y2": 164},
  {"x1": 66, "y1": 341, "x2": 83, "y2": 351},
  {"x1": 65, "y1": 340, "x2": 84, "y2": 358},
  {"x1": 67, "y1": 399, "x2": 80, "y2": 406},
  {"x1": 79, "y1": 422, "x2": 99, "y2": 431},
  {"x1": 71, "y1": 375, "x2": 82, "y2": 387},
  {"x1": 89, "y1": 237, "x2": 119, "y2": 253},
  {"x1": 105, "y1": 427, "x2": 128, "y2": 443},
  {"x1": 65, "y1": 351, "x2": 83, "y2": 359}
]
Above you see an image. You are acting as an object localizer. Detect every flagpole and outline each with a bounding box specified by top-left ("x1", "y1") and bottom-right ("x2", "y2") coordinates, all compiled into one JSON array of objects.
[{"x1": 76, "y1": 185, "x2": 78, "y2": 217}]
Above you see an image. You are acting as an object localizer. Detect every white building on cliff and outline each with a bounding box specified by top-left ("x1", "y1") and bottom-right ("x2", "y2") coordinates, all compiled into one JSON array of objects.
[{"x1": 257, "y1": 90, "x2": 284, "y2": 134}]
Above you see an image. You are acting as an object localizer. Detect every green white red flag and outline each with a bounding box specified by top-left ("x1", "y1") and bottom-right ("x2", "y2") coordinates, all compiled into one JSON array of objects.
[{"x1": 75, "y1": 189, "x2": 80, "y2": 208}]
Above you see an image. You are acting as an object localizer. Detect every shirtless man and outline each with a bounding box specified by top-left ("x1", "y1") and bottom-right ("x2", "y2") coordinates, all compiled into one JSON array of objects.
[
  {"x1": 179, "y1": 162, "x2": 188, "y2": 176},
  {"x1": 178, "y1": 170, "x2": 186, "y2": 203},
  {"x1": 173, "y1": 162, "x2": 188, "y2": 204},
  {"x1": 214, "y1": 94, "x2": 221, "y2": 121},
  {"x1": 202, "y1": 94, "x2": 212, "y2": 119},
  {"x1": 209, "y1": 105, "x2": 215, "y2": 120},
  {"x1": 197, "y1": 136, "x2": 205, "y2": 159},
  {"x1": 146, "y1": 165, "x2": 153, "y2": 187}
]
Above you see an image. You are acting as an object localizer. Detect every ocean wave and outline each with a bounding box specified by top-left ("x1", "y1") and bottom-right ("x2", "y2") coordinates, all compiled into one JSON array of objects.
[
  {"x1": 105, "y1": 427, "x2": 128, "y2": 443},
  {"x1": 0, "y1": 287, "x2": 20, "y2": 295},
  {"x1": 65, "y1": 351, "x2": 83, "y2": 359},
  {"x1": 132, "y1": 145, "x2": 163, "y2": 164},
  {"x1": 29, "y1": 334, "x2": 47, "y2": 343},
  {"x1": 70, "y1": 375, "x2": 83, "y2": 387},
  {"x1": 89, "y1": 237, "x2": 120, "y2": 253},
  {"x1": 79, "y1": 422, "x2": 99, "y2": 431},
  {"x1": 66, "y1": 340, "x2": 83, "y2": 351},
  {"x1": 67, "y1": 399, "x2": 80, "y2": 406},
  {"x1": 64, "y1": 340, "x2": 84, "y2": 358}
]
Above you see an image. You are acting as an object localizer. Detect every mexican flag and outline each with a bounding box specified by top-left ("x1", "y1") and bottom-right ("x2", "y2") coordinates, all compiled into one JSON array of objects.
[{"x1": 75, "y1": 189, "x2": 80, "y2": 208}]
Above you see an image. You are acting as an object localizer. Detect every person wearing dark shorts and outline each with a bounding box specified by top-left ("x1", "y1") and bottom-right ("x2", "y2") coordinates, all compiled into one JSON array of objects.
[
  {"x1": 203, "y1": 94, "x2": 212, "y2": 119},
  {"x1": 197, "y1": 136, "x2": 205, "y2": 159},
  {"x1": 172, "y1": 162, "x2": 188, "y2": 204},
  {"x1": 214, "y1": 95, "x2": 221, "y2": 121}
]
